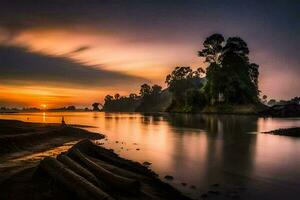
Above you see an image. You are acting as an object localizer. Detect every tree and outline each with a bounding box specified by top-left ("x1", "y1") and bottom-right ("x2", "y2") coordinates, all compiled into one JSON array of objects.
[
  {"x1": 129, "y1": 93, "x2": 138, "y2": 99},
  {"x1": 249, "y1": 63, "x2": 259, "y2": 88},
  {"x1": 140, "y1": 84, "x2": 152, "y2": 97},
  {"x1": 114, "y1": 93, "x2": 120, "y2": 100},
  {"x1": 104, "y1": 95, "x2": 113, "y2": 102},
  {"x1": 151, "y1": 85, "x2": 162, "y2": 96},
  {"x1": 198, "y1": 33, "x2": 260, "y2": 104},
  {"x1": 223, "y1": 37, "x2": 249, "y2": 60},
  {"x1": 198, "y1": 33, "x2": 224, "y2": 64},
  {"x1": 92, "y1": 103, "x2": 101, "y2": 111},
  {"x1": 165, "y1": 66, "x2": 205, "y2": 109}
]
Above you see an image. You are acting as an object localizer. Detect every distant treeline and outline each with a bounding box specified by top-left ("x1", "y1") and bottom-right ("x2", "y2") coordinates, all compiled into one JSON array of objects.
[
  {"x1": 0, "y1": 106, "x2": 91, "y2": 112},
  {"x1": 102, "y1": 84, "x2": 171, "y2": 112},
  {"x1": 264, "y1": 96, "x2": 300, "y2": 107}
]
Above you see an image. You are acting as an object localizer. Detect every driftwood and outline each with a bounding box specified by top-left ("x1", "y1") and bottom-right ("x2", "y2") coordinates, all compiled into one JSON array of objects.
[
  {"x1": 72, "y1": 139, "x2": 156, "y2": 177},
  {"x1": 56, "y1": 154, "x2": 103, "y2": 188},
  {"x1": 70, "y1": 149, "x2": 141, "y2": 195},
  {"x1": 39, "y1": 157, "x2": 114, "y2": 200}
]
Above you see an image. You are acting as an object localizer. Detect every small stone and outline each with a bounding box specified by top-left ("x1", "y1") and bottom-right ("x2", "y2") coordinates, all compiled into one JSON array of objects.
[
  {"x1": 181, "y1": 182, "x2": 187, "y2": 186},
  {"x1": 200, "y1": 193, "x2": 208, "y2": 199},
  {"x1": 133, "y1": 143, "x2": 138, "y2": 145},
  {"x1": 164, "y1": 175, "x2": 174, "y2": 180},
  {"x1": 212, "y1": 183, "x2": 220, "y2": 187},
  {"x1": 136, "y1": 148, "x2": 140, "y2": 151},
  {"x1": 115, "y1": 141, "x2": 119, "y2": 143}
]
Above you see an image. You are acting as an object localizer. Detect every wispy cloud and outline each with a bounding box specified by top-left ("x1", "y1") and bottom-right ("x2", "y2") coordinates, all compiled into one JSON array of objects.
[{"x1": 0, "y1": 44, "x2": 147, "y2": 89}]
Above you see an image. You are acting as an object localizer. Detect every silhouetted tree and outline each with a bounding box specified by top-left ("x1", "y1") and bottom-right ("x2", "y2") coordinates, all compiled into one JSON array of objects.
[
  {"x1": 140, "y1": 84, "x2": 152, "y2": 97},
  {"x1": 198, "y1": 33, "x2": 260, "y2": 104},
  {"x1": 104, "y1": 95, "x2": 114, "y2": 102},
  {"x1": 114, "y1": 93, "x2": 120, "y2": 100},
  {"x1": 151, "y1": 85, "x2": 162, "y2": 96},
  {"x1": 198, "y1": 33, "x2": 224, "y2": 64},
  {"x1": 92, "y1": 102, "x2": 101, "y2": 111},
  {"x1": 103, "y1": 93, "x2": 140, "y2": 112},
  {"x1": 165, "y1": 66, "x2": 205, "y2": 110},
  {"x1": 129, "y1": 93, "x2": 138, "y2": 99},
  {"x1": 249, "y1": 63, "x2": 259, "y2": 88}
]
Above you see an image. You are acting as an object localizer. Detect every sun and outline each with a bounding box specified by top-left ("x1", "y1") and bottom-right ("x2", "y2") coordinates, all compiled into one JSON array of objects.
[{"x1": 40, "y1": 104, "x2": 47, "y2": 109}]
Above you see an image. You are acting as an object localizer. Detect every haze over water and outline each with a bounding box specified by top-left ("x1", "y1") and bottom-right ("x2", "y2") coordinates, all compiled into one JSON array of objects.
[{"x1": 1, "y1": 112, "x2": 300, "y2": 199}]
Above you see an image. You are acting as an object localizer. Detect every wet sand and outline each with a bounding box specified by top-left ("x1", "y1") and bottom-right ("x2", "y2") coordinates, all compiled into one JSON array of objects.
[{"x1": 0, "y1": 119, "x2": 103, "y2": 182}]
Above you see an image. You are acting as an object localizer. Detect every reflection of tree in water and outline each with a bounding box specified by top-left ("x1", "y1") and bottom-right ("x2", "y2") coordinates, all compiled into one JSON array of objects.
[
  {"x1": 205, "y1": 115, "x2": 259, "y2": 187},
  {"x1": 140, "y1": 113, "x2": 164, "y2": 125},
  {"x1": 161, "y1": 113, "x2": 259, "y2": 188}
]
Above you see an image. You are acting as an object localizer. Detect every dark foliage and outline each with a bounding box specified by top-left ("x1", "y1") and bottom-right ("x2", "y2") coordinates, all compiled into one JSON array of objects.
[{"x1": 198, "y1": 33, "x2": 260, "y2": 104}]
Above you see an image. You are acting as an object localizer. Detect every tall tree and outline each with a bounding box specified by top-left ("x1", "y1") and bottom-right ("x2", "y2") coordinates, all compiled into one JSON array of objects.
[
  {"x1": 198, "y1": 33, "x2": 224, "y2": 64},
  {"x1": 140, "y1": 84, "x2": 152, "y2": 97},
  {"x1": 198, "y1": 34, "x2": 260, "y2": 104}
]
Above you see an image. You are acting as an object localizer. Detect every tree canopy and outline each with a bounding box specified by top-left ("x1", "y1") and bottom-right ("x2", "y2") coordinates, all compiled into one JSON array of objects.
[{"x1": 198, "y1": 33, "x2": 260, "y2": 104}]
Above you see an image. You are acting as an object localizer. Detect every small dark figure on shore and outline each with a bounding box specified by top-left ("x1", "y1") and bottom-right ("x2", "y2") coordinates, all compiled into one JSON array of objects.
[{"x1": 61, "y1": 116, "x2": 66, "y2": 126}]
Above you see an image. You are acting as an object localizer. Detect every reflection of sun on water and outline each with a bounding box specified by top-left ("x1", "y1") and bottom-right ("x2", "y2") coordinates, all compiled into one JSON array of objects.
[{"x1": 42, "y1": 112, "x2": 46, "y2": 122}]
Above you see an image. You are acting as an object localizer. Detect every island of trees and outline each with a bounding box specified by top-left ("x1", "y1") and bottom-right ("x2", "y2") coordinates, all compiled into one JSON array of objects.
[{"x1": 101, "y1": 33, "x2": 266, "y2": 114}]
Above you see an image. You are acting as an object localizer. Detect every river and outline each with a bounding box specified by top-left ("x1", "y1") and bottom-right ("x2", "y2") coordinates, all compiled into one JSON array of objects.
[{"x1": 1, "y1": 112, "x2": 300, "y2": 199}]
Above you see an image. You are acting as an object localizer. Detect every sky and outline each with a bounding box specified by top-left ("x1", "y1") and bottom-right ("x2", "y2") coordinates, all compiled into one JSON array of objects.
[{"x1": 0, "y1": 0, "x2": 299, "y2": 108}]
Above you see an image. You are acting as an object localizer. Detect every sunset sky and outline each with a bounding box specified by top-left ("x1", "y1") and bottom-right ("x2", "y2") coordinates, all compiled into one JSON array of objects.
[{"x1": 0, "y1": 0, "x2": 299, "y2": 108}]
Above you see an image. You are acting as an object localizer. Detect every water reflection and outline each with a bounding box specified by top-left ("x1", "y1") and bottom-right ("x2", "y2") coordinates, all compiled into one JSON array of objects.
[{"x1": 1, "y1": 112, "x2": 300, "y2": 199}]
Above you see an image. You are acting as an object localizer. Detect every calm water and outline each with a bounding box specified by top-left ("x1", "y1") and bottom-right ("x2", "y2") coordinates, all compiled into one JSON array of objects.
[{"x1": 1, "y1": 112, "x2": 300, "y2": 199}]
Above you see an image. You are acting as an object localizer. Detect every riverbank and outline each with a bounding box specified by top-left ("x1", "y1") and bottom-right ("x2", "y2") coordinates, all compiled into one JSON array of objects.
[
  {"x1": 0, "y1": 119, "x2": 102, "y2": 155},
  {"x1": 0, "y1": 119, "x2": 191, "y2": 200},
  {"x1": 262, "y1": 127, "x2": 300, "y2": 137},
  {"x1": 0, "y1": 119, "x2": 103, "y2": 182},
  {"x1": 165, "y1": 103, "x2": 267, "y2": 115}
]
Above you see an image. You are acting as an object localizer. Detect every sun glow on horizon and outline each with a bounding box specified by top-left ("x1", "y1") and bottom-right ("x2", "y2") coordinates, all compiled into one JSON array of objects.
[{"x1": 0, "y1": 85, "x2": 112, "y2": 108}]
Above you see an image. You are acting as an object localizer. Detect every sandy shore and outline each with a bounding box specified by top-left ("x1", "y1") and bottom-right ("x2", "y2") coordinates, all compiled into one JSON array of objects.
[
  {"x1": 0, "y1": 119, "x2": 103, "y2": 182},
  {"x1": 0, "y1": 119, "x2": 191, "y2": 200}
]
